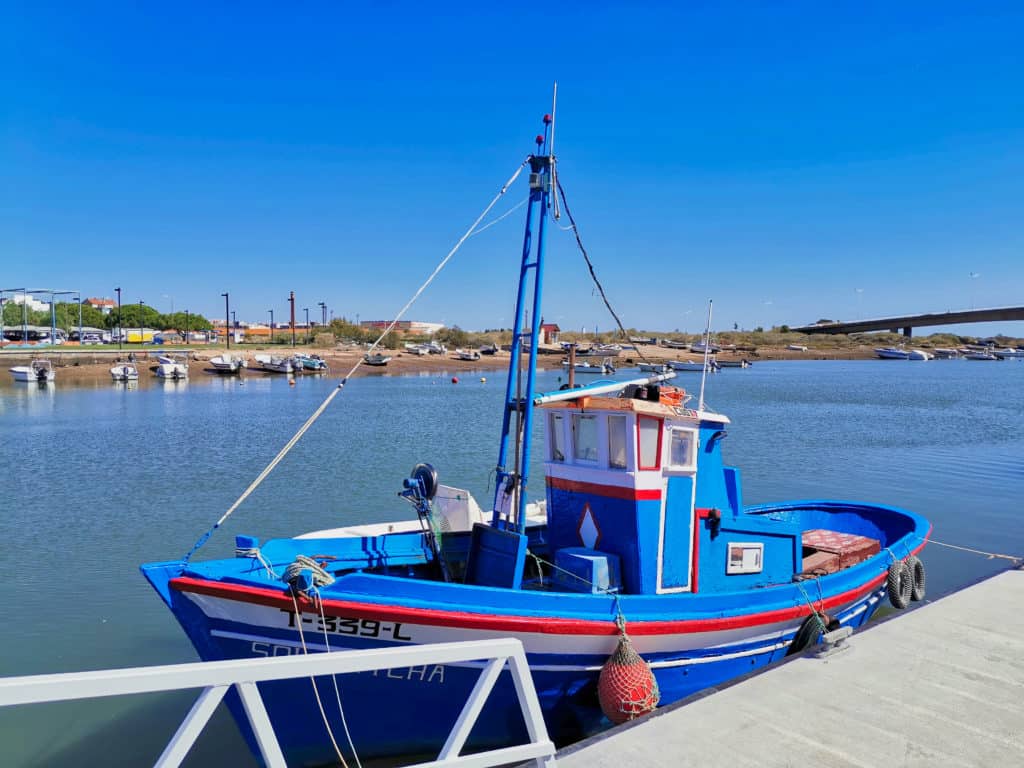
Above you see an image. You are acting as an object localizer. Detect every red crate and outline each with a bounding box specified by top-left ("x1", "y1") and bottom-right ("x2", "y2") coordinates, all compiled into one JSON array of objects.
[{"x1": 802, "y1": 529, "x2": 880, "y2": 568}]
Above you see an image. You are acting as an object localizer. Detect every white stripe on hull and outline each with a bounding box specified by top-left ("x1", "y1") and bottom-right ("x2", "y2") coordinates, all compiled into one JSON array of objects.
[{"x1": 183, "y1": 588, "x2": 880, "y2": 661}]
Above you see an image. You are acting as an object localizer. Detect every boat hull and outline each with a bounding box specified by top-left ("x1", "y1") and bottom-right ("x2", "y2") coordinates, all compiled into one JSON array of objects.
[{"x1": 144, "y1": 501, "x2": 926, "y2": 764}]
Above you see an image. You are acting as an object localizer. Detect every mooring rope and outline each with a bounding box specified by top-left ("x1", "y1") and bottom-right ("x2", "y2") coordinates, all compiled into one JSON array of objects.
[
  {"x1": 182, "y1": 159, "x2": 529, "y2": 562},
  {"x1": 315, "y1": 593, "x2": 363, "y2": 768},
  {"x1": 921, "y1": 536, "x2": 1021, "y2": 563},
  {"x1": 290, "y1": 590, "x2": 350, "y2": 768}
]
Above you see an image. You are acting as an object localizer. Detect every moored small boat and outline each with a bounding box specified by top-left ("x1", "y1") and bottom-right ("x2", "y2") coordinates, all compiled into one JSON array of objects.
[
  {"x1": 363, "y1": 352, "x2": 391, "y2": 366},
  {"x1": 295, "y1": 354, "x2": 329, "y2": 372},
  {"x1": 637, "y1": 362, "x2": 670, "y2": 373},
  {"x1": 875, "y1": 347, "x2": 910, "y2": 360},
  {"x1": 964, "y1": 351, "x2": 998, "y2": 361},
  {"x1": 109, "y1": 362, "x2": 139, "y2": 381},
  {"x1": 668, "y1": 358, "x2": 719, "y2": 372},
  {"x1": 478, "y1": 343, "x2": 499, "y2": 355},
  {"x1": 254, "y1": 354, "x2": 297, "y2": 373},
  {"x1": 717, "y1": 359, "x2": 751, "y2": 368},
  {"x1": 455, "y1": 348, "x2": 481, "y2": 361},
  {"x1": 155, "y1": 354, "x2": 189, "y2": 379},
  {"x1": 209, "y1": 354, "x2": 247, "y2": 374},
  {"x1": 562, "y1": 357, "x2": 615, "y2": 374},
  {"x1": 908, "y1": 349, "x2": 933, "y2": 361},
  {"x1": 993, "y1": 348, "x2": 1024, "y2": 359},
  {"x1": 9, "y1": 359, "x2": 55, "y2": 382}
]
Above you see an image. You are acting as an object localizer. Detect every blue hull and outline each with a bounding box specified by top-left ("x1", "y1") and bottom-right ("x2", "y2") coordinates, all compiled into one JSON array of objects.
[{"x1": 153, "y1": 560, "x2": 890, "y2": 763}]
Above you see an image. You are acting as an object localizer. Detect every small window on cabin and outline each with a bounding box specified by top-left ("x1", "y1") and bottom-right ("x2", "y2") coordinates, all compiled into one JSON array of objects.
[
  {"x1": 573, "y1": 414, "x2": 599, "y2": 462},
  {"x1": 608, "y1": 414, "x2": 627, "y2": 469},
  {"x1": 637, "y1": 415, "x2": 662, "y2": 470},
  {"x1": 549, "y1": 413, "x2": 565, "y2": 462},
  {"x1": 669, "y1": 429, "x2": 695, "y2": 470}
]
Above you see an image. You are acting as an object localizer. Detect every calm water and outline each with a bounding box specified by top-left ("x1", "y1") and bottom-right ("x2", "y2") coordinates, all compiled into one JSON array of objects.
[{"x1": 1, "y1": 360, "x2": 1022, "y2": 766}]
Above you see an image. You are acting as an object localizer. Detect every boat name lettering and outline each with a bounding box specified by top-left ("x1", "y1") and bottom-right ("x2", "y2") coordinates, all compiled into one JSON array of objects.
[
  {"x1": 371, "y1": 665, "x2": 445, "y2": 684},
  {"x1": 279, "y1": 609, "x2": 412, "y2": 641}
]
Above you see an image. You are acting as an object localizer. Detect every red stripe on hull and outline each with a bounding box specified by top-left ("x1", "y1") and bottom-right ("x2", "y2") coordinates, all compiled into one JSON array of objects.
[
  {"x1": 170, "y1": 536, "x2": 926, "y2": 638},
  {"x1": 546, "y1": 476, "x2": 661, "y2": 501}
]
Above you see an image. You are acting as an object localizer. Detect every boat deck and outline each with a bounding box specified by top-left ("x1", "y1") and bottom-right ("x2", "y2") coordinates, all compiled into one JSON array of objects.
[{"x1": 556, "y1": 566, "x2": 1024, "y2": 767}]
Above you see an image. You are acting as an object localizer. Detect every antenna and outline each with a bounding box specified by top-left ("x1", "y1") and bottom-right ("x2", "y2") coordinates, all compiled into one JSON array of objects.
[
  {"x1": 550, "y1": 81, "x2": 560, "y2": 220},
  {"x1": 697, "y1": 300, "x2": 713, "y2": 412}
]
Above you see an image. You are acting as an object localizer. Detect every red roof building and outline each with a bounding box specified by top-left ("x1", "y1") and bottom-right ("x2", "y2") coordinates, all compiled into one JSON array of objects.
[
  {"x1": 540, "y1": 323, "x2": 561, "y2": 344},
  {"x1": 84, "y1": 297, "x2": 116, "y2": 314}
]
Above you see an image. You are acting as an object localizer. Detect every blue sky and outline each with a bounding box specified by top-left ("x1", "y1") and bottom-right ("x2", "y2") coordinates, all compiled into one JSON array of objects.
[{"x1": 3, "y1": 3, "x2": 1023, "y2": 335}]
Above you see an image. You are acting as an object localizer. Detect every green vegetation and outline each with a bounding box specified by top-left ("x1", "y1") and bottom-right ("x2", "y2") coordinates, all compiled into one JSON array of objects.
[{"x1": 1, "y1": 301, "x2": 212, "y2": 333}]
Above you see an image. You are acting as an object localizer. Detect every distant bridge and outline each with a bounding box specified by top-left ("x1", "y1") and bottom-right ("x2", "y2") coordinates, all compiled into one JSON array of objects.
[{"x1": 792, "y1": 306, "x2": 1024, "y2": 337}]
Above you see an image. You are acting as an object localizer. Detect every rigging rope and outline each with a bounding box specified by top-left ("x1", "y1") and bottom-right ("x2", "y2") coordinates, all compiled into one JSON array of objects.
[
  {"x1": 182, "y1": 158, "x2": 530, "y2": 563},
  {"x1": 555, "y1": 178, "x2": 652, "y2": 365}
]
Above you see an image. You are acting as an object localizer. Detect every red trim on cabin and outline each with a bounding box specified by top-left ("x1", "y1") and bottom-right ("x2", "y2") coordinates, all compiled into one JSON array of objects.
[
  {"x1": 169, "y1": 536, "x2": 927, "y2": 638},
  {"x1": 636, "y1": 415, "x2": 663, "y2": 470},
  {"x1": 545, "y1": 476, "x2": 661, "y2": 501}
]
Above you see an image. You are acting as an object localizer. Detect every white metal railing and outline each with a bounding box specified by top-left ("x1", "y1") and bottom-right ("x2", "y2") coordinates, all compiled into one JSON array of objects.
[{"x1": 0, "y1": 638, "x2": 557, "y2": 768}]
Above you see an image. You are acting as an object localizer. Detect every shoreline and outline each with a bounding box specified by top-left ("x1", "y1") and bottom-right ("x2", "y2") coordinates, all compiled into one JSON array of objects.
[{"x1": 0, "y1": 343, "x2": 884, "y2": 386}]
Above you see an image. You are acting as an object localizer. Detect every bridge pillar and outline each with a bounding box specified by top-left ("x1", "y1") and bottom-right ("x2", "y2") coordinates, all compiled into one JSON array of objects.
[{"x1": 903, "y1": 327, "x2": 913, "y2": 338}]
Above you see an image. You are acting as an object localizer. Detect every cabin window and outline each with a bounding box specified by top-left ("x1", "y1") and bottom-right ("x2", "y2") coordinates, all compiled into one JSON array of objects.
[
  {"x1": 549, "y1": 413, "x2": 565, "y2": 462},
  {"x1": 608, "y1": 414, "x2": 627, "y2": 469},
  {"x1": 572, "y1": 414, "x2": 599, "y2": 462},
  {"x1": 637, "y1": 415, "x2": 662, "y2": 470},
  {"x1": 668, "y1": 429, "x2": 696, "y2": 470}
]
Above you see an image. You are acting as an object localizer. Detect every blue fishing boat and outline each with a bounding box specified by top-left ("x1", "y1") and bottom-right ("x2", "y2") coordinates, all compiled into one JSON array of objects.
[
  {"x1": 141, "y1": 109, "x2": 931, "y2": 765},
  {"x1": 296, "y1": 353, "x2": 329, "y2": 372}
]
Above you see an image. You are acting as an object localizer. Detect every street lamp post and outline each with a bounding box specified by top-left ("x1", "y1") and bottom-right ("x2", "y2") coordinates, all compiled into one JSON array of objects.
[
  {"x1": 138, "y1": 300, "x2": 144, "y2": 345},
  {"x1": 268, "y1": 309, "x2": 274, "y2": 344},
  {"x1": 221, "y1": 293, "x2": 230, "y2": 349},
  {"x1": 289, "y1": 291, "x2": 296, "y2": 348},
  {"x1": 185, "y1": 310, "x2": 190, "y2": 345},
  {"x1": 115, "y1": 287, "x2": 122, "y2": 350},
  {"x1": 304, "y1": 308, "x2": 310, "y2": 342},
  {"x1": 318, "y1": 302, "x2": 326, "y2": 327}
]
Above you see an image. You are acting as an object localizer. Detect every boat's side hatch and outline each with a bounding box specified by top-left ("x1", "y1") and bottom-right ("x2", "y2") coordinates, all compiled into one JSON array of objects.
[{"x1": 465, "y1": 523, "x2": 527, "y2": 589}]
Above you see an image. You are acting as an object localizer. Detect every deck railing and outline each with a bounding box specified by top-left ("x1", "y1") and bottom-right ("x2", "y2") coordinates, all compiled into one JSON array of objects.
[{"x1": 0, "y1": 638, "x2": 557, "y2": 768}]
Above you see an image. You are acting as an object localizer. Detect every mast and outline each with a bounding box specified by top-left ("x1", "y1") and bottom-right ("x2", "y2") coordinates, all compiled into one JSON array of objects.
[{"x1": 491, "y1": 105, "x2": 556, "y2": 532}]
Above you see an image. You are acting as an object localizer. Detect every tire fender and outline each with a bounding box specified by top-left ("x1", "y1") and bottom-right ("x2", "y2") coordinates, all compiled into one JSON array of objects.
[
  {"x1": 905, "y1": 555, "x2": 926, "y2": 602},
  {"x1": 887, "y1": 560, "x2": 912, "y2": 609}
]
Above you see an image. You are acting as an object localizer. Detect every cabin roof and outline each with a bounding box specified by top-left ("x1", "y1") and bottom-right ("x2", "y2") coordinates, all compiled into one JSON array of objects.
[
  {"x1": 538, "y1": 395, "x2": 731, "y2": 424},
  {"x1": 539, "y1": 396, "x2": 680, "y2": 418}
]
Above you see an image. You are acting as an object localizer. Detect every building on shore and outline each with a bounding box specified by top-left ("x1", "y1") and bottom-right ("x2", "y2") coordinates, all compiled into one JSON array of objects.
[{"x1": 83, "y1": 298, "x2": 116, "y2": 314}]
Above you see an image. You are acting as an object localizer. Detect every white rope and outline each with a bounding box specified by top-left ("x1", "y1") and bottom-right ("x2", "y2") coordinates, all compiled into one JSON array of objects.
[
  {"x1": 922, "y1": 537, "x2": 1021, "y2": 562},
  {"x1": 234, "y1": 546, "x2": 278, "y2": 579},
  {"x1": 317, "y1": 595, "x2": 363, "y2": 768},
  {"x1": 469, "y1": 197, "x2": 528, "y2": 237},
  {"x1": 290, "y1": 590, "x2": 349, "y2": 768},
  {"x1": 183, "y1": 159, "x2": 529, "y2": 562}
]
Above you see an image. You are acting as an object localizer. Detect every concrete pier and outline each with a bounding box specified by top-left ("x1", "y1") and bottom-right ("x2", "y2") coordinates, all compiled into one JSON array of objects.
[{"x1": 558, "y1": 567, "x2": 1024, "y2": 767}]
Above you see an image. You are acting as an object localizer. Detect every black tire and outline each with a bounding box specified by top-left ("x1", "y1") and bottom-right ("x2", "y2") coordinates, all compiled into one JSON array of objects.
[
  {"x1": 787, "y1": 612, "x2": 837, "y2": 656},
  {"x1": 905, "y1": 555, "x2": 926, "y2": 602},
  {"x1": 887, "y1": 560, "x2": 912, "y2": 609}
]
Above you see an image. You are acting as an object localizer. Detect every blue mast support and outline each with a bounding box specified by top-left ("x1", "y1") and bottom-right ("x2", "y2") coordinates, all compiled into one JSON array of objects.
[{"x1": 491, "y1": 116, "x2": 554, "y2": 532}]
